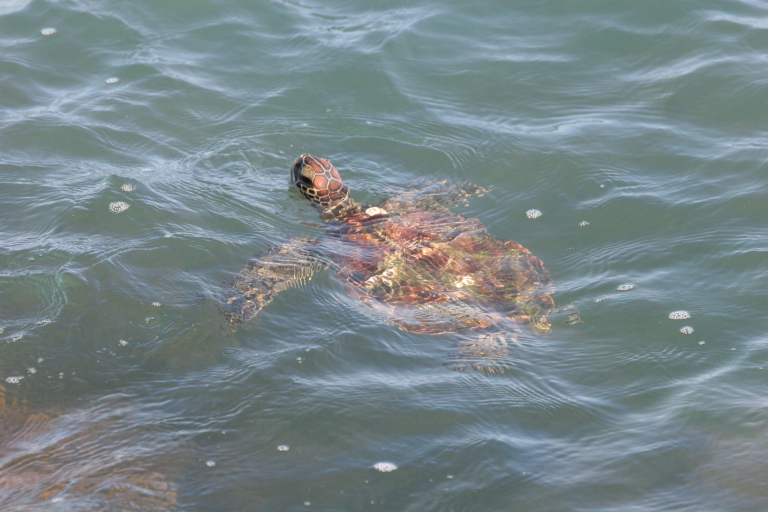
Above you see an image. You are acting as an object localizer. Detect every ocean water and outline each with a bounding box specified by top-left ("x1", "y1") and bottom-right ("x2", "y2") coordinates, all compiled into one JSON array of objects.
[{"x1": 2, "y1": 0, "x2": 768, "y2": 510}]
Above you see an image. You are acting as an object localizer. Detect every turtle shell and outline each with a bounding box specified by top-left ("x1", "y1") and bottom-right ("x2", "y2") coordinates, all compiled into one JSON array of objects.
[
  {"x1": 320, "y1": 196, "x2": 554, "y2": 336},
  {"x1": 0, "y1": 383, "x2": 178, "y2": 509}
]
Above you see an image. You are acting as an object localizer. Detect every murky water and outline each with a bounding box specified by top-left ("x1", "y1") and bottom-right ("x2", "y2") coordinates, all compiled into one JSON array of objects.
[{"x1": 2, "y1": 0, "x2": 768, "y2": 510}]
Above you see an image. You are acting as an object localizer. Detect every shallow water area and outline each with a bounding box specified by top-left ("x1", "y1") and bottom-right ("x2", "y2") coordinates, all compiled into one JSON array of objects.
[{"x1": 2, "y1": 0, "x2": 768, "y2": 510}]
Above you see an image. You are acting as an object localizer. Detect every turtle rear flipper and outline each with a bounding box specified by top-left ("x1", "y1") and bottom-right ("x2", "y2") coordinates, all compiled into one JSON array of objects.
[
  {"x1": 545, "y1": 302, "x2": 582, "y2": 326},
  {"x1": 443, "y1": 333, "x2": 514, "y2": 375}
]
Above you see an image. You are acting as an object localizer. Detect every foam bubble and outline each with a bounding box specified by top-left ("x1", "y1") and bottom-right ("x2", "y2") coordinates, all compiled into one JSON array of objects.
[
  {"x1": 41, "y1": 27, "x2": 56, "y2": 35},
  {"x1": 151, "y1": 302, "x2": 161, "y2": 307},
  {"x1": 526, "y1": 209, "x2": 542, "y2": 219},
  {"x1": 141, "y1": 167, "x2": 153, "y2": 172},
  {"x1": 699, "y1": 341, "x2": 705, "y2": 345},
  {"x1": 617, "y1": 284, "x2": 633, "y2": 291},
  {"x1": 206, "y1": 460, "x2": 216, "y2": 467},
  {"x1": 121, "y1": 184, "x2": 136, "y2": 192},
  {"x1": 373, "y1": 462, "x2": 397, "y2": 472},
  {"x1": 578, "y1": 221, "x2": 590, "y2": 227},
  {"x1": 668, "y1": 311, "x2": 690, "y2": 320},
  {"x1": 119, "y1": 339, "x2": 128, "y2": 346},
  {"x1": 5, "y1": 376, "x2": 23, "y2": 384},
  {"x1": 277, "y1": 445, "x2": 290, "y2": 451},
  {"x1": 108, "y1": 201, "x2": 130, "y2": 213},
  {"x1": 680, "y1": 326, "x2": 694, "y2": 334},
  {"x1": 105, "y1": 77, "x2": 119, "y2": 84},
  {"x1": 27, "y1": 367, "x2": 36, "y2": 374}
]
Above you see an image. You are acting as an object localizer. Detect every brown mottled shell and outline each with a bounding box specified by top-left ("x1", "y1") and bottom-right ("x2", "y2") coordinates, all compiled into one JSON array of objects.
[{"x1": 320, "y1": 197, "x2": 554, "y2": 336}]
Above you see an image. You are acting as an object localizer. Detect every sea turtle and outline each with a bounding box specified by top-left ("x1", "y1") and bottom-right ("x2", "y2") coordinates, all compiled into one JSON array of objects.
[
  {"x1": 0, "y1": 382, "x2": 178, "y2": 510},
  {"x1": 222, "y1": 154, "x2": 573, "y2": 374}
]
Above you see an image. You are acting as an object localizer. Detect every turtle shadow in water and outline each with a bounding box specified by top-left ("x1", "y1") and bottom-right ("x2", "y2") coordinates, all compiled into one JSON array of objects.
[{"x1": 219, "y1": 154, "x2": 582, "y2": 374}]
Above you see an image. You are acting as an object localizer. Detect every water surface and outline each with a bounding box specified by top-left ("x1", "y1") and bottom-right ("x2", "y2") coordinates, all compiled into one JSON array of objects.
[{"x1": 2, "y1": 0, "x2": 768, "y2": 510}]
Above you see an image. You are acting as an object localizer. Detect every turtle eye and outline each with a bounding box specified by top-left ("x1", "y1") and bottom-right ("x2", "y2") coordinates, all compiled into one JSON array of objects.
[{"x1": 300, "y1": 173, "x2": 313, "y2": 186}]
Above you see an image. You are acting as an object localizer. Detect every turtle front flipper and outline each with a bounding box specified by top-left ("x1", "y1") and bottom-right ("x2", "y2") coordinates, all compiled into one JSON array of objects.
[
  {"x1": 443, "y1": 332, "x2": 516, "y2": 375},
  {"x1": 221, "y1": 239, "x2": 327, "y2": 326},
  {"x1": 384, "y1": 180, "x2": 488, "y2": 213}
]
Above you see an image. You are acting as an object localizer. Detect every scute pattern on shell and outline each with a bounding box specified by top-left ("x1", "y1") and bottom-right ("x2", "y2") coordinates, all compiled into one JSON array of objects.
[{"x1": 324, "y1": 194, "x2": 554, "y2": 338}]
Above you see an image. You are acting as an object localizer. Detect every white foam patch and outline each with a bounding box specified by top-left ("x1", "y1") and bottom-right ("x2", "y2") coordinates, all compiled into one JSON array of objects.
[
  {"x1": 151, "y1": 302, "x2": 161, "y2": 307},
  {"x1": 109, "y1": 201, "x2": 130, "y2": 213},
  {"x1": 680, "y1": 326, "x2": 694, "y2": 334},
  {"x1": 121, "y1": 184, "x2": 136, "y2": 192},
  {"x1": 578, "y1": 221, "x2": 590, "y2": 227},
  {"x1": 526, "y1": 209, "x2": 542, "y2": 219},
  {"x1": 277, "y1": 445, "x2": 290, "y2": 451},
  {"x1": 105, "y1": 77, "x2": 119, "y2": 84},
  {"x1": 41, "y1": 27, "x2": 56, "y2": 35},
  {"x1": 617, "y1": 284, "x2": 633, "y2": 291},
  {"x1": 119, "y1": 339, "x2": 128, "y2": 346},
  {"x1": 206, "y1": 460, "x2": 216, "y2": 467},
  {"x1": 5, "y1": 376, "x2": 23, "y2": 384},
  {"x1": 668, "y1": 311, "x2": 690, "y2": 320},
  {"x1": 373, "y1": 462, "x2": 397, "y2": 472},
  {"x1": 365, "y1": 207, "x2": 388, "y2": 216}
]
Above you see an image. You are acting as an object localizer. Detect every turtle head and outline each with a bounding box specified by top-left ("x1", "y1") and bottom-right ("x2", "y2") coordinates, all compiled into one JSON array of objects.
[{"x1": 290, "y1": 154, "x2": 350, "y2": 209}]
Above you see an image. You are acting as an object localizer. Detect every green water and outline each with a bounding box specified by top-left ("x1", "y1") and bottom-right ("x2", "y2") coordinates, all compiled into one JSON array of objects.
[{"x1": 2, "y1": 0, "x2": 768, "y2": 510}]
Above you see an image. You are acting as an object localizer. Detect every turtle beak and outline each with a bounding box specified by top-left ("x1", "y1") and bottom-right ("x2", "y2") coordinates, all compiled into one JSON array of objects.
[{"x1": 290, "y1": 155, "x2": 306, "y2": 185}]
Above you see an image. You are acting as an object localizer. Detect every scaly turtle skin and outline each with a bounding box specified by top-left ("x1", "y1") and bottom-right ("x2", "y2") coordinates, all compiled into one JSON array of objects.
[{"x1": 223, "y1": 154, "x2": 566, "y2": 374}]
